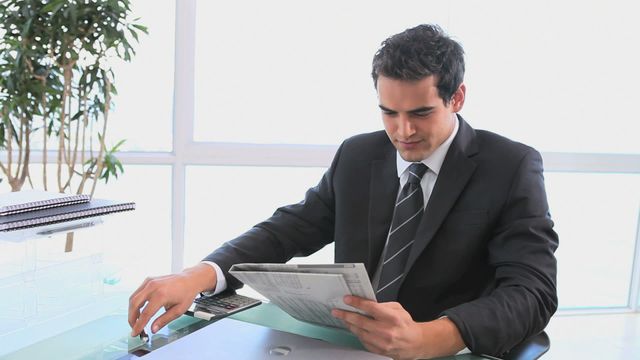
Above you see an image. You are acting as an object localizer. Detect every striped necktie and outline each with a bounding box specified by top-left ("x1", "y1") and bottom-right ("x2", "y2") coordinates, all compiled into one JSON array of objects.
[{"x1": 376, "y1": 162, "x2": 428, "y2": 302}]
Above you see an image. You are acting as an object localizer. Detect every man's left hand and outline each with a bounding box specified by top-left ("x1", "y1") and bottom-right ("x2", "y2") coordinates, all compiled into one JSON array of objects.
[{"x1": 332, "y1": 296, "x2": 465, "y2": 360}]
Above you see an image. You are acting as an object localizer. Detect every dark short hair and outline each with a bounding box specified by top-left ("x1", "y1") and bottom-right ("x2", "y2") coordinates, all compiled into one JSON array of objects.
[{"x1": 372, "y1": 24, "x2": 465, "y2": 104}]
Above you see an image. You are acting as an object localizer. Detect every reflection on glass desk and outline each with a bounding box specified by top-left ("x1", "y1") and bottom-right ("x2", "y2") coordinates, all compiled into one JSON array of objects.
[
  {"x1": 0, "y1": 300, "x2": 206, "y2": 360},
  {"x1": 1, "y1": 299, "x2": 486, "y2": 360}
]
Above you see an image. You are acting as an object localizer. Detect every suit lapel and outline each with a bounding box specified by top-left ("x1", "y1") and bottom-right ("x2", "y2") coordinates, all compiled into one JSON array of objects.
[
  {"x1": 367, "y1": 148, "x2": 398, "y2": 276},
  {"x1": 404, "y1": 117, "x2": 479, "y2": 274}
]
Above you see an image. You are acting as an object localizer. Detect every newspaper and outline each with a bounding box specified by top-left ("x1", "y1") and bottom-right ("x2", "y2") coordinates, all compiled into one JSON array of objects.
[{"x1": 229, "y1": 263, "x2": 376, "y2": 329}]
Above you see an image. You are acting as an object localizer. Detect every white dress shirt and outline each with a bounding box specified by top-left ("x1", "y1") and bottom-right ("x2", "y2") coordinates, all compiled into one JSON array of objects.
[{"x1": 394, "y1": 113, "x2": 459, "y2": 210}]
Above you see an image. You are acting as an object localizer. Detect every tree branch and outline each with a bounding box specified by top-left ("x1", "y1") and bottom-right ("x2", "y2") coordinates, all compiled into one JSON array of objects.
[
  {"x1": 18, "y1": 121, "x2": 30, "y2": 189},
  {"x1": 76, "y1": 90, "x2": 90, "y2": 194},
  {"x1": 15, "y1": 116, "x2": 24, "y2": 180},
  {"x1": 67, "y1": 87, "x2": 84, "y2": 192},
  {"x1": 90, "y1": 79, "x2": 111, "y2": 197},
  {"x1": 42, "y1": 79, "x2": 49, "y2": 191},
  {"x1": 7, "y1": 116, "x2": 13, "y2": 183},
  {"x1": 58, "y1": 65, "x2": 73, "y2": 192},
  {"x1": 0, "y1": 160, "x2": 8, "y2": 178}
]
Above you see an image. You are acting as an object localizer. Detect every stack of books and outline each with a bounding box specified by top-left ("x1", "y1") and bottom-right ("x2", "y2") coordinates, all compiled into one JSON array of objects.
[{"x1": 0, "y1": 190, "x2": 135, "y2": 241}]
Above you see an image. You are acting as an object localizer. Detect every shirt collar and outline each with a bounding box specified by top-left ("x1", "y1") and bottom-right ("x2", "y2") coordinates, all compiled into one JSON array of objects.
[{"x1": 396, "y1": 114, "x2": 459, "y2": 177}]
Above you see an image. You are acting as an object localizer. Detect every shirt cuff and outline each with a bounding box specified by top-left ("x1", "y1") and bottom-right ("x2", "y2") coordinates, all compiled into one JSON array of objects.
[{"x1": 200, "y1": 261, "x2": 227, "y2": 295}]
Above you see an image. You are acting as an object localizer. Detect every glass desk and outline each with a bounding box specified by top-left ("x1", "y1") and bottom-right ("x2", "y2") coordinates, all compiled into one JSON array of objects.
[
  {"x1": 0, "y1": 231, "x2": 484, "y2": 359},
  {"x1": 1, "y1": 300, "x2": 486, "y2": 360}
]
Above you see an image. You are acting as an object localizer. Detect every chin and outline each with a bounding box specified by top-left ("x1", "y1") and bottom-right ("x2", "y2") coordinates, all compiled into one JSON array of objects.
[{"x1": 399, "y1": 152, "x2": 427, "y2": 162}]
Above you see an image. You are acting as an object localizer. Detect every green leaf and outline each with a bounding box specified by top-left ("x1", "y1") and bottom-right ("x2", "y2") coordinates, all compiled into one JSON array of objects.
[
  {"x1": 128, "y1": 27, "x2": 138, "y2": 42},
  {"x1": 131, "y1": 24, "x2": 148, "y2": 34},
  {"x1": 20, "y1": 17, "x2": 33, "y2": 38},
  {"x1": 70, "y1": 110, "x2": 83, "y2": 121},
  {"x1": 41, "y1": 0, "x2": 65, "y2": 15}
]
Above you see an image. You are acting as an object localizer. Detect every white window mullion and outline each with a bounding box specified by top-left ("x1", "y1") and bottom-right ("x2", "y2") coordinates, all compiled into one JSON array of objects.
[
  {"x1": 171, "y1": 0, "x2": 197, "y2": 273},
  {"x1": 183, "y1": 143, "x2": 337, "y2": 167},
  {"x1": 543, "y1": 153, "x2": 640, "y2": 174}
]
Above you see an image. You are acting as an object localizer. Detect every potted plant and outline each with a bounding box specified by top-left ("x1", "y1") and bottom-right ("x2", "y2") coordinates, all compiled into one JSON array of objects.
[{"x1": 0, "y1": 0, "x2": 147, "y2": 250}]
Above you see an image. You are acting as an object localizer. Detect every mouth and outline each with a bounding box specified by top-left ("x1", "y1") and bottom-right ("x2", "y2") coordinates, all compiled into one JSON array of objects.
[{"x1": 397, "y1": 139, "x2": 422, "y2": 149}]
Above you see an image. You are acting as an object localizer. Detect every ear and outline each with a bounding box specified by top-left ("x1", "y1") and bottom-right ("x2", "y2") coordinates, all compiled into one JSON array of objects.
[{"x1": 450, "y1": 83, "x2": 466, "y2": 112}]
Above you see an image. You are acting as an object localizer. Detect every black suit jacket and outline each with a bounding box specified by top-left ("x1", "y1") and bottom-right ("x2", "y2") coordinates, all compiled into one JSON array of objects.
[{"x1": 204, "y1": 116, "x2": 558, "y2": 356}]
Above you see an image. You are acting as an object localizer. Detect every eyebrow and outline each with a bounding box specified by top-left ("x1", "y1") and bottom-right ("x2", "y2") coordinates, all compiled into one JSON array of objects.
[{"x1": 378, "y1": 105, "x2": 435, "y2": 113}]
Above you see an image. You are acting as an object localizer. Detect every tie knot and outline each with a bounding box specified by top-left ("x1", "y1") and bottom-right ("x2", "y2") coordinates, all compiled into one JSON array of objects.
[{"x1": 407, "y1": 163, "x2": 428, "y2": 184}]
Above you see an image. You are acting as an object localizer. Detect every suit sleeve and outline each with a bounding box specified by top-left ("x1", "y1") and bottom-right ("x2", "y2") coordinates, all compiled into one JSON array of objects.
[
  {"x1": 202, "y1": 143, "x2": 344, "y2": 289},
  {"x1": 442, "y1": 148, "x2": 559, "y2": 356}
]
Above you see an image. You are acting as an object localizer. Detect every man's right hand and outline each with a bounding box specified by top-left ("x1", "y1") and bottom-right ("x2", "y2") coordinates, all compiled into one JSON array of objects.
[{"x1": 128, "y1": 263, "x2": 217, "y2": 336}]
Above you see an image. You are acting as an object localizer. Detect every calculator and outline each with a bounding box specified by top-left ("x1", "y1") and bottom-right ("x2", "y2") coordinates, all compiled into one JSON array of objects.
[{"x1": 185, "y1": 290, "x2": 262, "y2": 321}]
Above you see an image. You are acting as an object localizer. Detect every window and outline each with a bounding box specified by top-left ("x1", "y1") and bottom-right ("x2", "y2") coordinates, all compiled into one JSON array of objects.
[
  {"x1": 453, "y1": 0, "x2": 640, "y2": 154},
  {"x1": 546, "y1": 172, "x2": 640, "y2": 308},
  {"x1": 193, "y1": 0, "x2": 452, "y2": 144},
  {"x1": 107, "y1": 0, "x2": 175, "y2": 151},
  {"x1": 194, "y1": 0, "x2": 640, "y2": 153},
  {"x1": 184, "y1": 165, "x2": 329, "y2": 266}
]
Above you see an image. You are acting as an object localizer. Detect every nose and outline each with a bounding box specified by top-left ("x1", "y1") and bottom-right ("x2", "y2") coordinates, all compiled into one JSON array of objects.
[{"x1": 397, "y1": 115, "x2": 416, "y2": 139}]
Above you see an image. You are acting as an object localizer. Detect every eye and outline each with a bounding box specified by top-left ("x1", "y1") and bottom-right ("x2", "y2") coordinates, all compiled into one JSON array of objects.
[{"x1": 412, "y1": 111, "x2": 431, "y2": 118}]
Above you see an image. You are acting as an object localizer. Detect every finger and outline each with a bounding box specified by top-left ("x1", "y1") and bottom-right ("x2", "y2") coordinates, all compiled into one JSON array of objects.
[
  {"x1": 129, "y1": 276, "x2": 167, "y2": 327},
  {"x1": 333, "y1": 309, "x2": 377, "y2": 331},
  {"x1": 344, "y1": 296, "x2": 398, "y2": 321},
  {"x1": 342, "y1": 322, "x2": 386, "y2": 355},
  {"x1": 128, "y1": 282, "x2": 158, "y2": 328},
  {"x1": 151, "y1": 302, "x2": 190, "y2": 333},
  {"x1": 128, "y1": 288, "x2": 150, "y2": 328},
  {"x1": 128, "y1": 304, "x2": 142, "y2": 330},
  {"x1": 131, "y1": 298, "x2": 164, "y2": 336}
]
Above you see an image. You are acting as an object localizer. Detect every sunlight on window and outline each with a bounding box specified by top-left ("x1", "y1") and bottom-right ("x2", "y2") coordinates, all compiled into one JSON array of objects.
[
  {"x1": 546, "y1": 172, "x2": 640, "y2": 308},
  {"x1": 183, "y1": 165, "x2": 331, "y2": 267},
  {"x1": 194, "y1": 0, "x2": 450, "y2": 144},
  {"x1": 194, "y1": 0, "x2": 639, "y2": 154},
  {"x1": 108, "y1": 0, "x2": 175, "y2": 151}
]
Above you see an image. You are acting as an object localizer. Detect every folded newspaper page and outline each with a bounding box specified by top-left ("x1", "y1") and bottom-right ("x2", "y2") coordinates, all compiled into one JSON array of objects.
[{"x1": 229, "y1": 263, "x2": 376, "y2": 329}]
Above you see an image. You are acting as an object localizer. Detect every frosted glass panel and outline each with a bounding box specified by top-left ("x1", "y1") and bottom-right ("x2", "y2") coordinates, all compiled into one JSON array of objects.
[
  {"x1": 194, "y1": 0, "x2": 451, "y2": 144},
  {"x1": 194, "y1": 0, "x2": 640, "y2": 154},
  {"x1": 107, "y1": 0, "x2": 175, "y2": 151},
  {"x1": 453, "y1": 0, "x2": 640, "y2": 154},
  {"x1": 184, "y1": 166, "x2": 332, "y2": 268},
  {"x1": 545, "y1": 172, "x2": 640, "y2": 308}
]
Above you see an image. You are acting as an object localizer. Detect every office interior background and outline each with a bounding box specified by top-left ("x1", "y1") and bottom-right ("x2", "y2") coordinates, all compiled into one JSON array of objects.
[{"x1": 0, "y1": 0, "x2": 639, "y2": 356}]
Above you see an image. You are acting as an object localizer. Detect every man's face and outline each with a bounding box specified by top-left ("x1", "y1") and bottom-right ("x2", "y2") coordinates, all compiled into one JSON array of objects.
[{"x1": 377, "y1": 75, "x2": 465, "y2": 162}]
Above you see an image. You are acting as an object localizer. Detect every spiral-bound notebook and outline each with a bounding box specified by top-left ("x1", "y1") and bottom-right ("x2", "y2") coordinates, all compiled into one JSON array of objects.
[
  {"x1": 0, "y1": 190, "x2": 90, "y2": 216},
  {"x1": 0, "y1": 198, "x2": 136, "y2": 232}
]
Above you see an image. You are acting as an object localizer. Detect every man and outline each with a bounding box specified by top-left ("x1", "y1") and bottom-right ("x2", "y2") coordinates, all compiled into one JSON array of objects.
[{"x1": 129, "y1": 24, "x2": 558, "y2": 359}]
